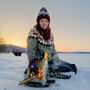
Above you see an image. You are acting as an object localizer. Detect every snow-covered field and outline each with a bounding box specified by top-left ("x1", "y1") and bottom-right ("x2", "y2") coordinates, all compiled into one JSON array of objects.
[{"x1": 0, "y1": 53, "x2": 90, "y2": 90}]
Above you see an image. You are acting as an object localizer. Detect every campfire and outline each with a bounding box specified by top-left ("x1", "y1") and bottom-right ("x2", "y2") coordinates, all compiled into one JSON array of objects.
[{"x1": 36, "y1": 52, "x2": 48, "y2": 78}]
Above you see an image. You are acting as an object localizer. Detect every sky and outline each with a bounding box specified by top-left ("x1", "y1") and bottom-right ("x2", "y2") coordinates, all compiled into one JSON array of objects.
[{"x1": 0, "y1": 0, "x2": 90, "y2": 52}]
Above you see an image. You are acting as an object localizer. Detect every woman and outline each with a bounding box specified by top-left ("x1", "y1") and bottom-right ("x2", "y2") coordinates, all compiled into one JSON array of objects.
[{"x1": 26, "y1": 7, "x2": 77, "y2": 77}]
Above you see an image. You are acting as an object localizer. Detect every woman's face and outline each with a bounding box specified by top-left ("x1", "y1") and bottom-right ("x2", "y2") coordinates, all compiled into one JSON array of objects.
[{"x1": 39, "y1": 18, "x2": 49, "y2": 29}]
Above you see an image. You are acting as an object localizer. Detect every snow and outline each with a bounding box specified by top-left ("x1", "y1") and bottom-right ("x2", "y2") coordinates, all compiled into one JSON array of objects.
[{"x1": 0, "y1": 53, "x2": 90, "y2": 90}]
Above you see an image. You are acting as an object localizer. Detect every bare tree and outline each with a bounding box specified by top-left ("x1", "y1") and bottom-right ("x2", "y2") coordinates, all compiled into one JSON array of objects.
[{"x1": 0, "y1": 37, "x2": 7, "y2": 53}]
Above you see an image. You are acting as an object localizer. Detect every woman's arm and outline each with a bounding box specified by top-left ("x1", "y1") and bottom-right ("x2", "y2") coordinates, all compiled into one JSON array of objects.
[
  {"x1": 26, "y1": 28, "x2": 38, "y2": 61},
  {"x1": 50, "y1": 33, "x2": 63, "y2": 65},
  {"x1": 51, "y1": 43, "x2": 61, "y2": 65}
]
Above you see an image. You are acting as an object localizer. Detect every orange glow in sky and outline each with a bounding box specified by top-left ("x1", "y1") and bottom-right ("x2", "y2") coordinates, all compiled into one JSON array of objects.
[{"x1": 0, "y1": 0, "x2": 90, "y2": 52}]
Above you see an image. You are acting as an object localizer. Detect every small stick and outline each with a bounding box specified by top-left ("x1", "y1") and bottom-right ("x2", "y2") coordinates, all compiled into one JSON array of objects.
[{"x1": 19, "y1": 75, "x2": 36, "y2": 85}]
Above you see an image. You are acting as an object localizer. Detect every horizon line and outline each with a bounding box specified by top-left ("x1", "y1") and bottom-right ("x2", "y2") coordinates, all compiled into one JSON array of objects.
[{"x1": 1, "y1": 44, "x2": 90, "y2": 52}]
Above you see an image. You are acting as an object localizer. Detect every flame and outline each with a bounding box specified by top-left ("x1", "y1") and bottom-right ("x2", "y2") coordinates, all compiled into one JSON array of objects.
[
  {"x1": 35, "y1": 52, "x2": 48, "y2": 79},
  {"x1": 36, "y1": 67, "x2": 42, "y2": 78},
  {"x1": 44, "y1": 52, "x2": 48, "y2": 60}
]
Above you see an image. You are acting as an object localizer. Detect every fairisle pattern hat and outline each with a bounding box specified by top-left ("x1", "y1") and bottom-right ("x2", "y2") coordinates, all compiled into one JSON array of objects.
[{"x1": 37, "y1": 7, "x2": 50, "y2": 24}]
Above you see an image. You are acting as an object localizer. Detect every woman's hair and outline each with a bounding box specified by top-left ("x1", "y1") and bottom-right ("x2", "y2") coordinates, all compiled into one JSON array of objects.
[{"x1": 34, "y1": 24, "x2": 51, "y2": 41}]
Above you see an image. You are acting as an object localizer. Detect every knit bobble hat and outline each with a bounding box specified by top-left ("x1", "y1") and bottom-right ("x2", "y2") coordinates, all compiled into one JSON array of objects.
[{"x1": 37, "y1": 7, "x2": 50, "y2": 24}]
